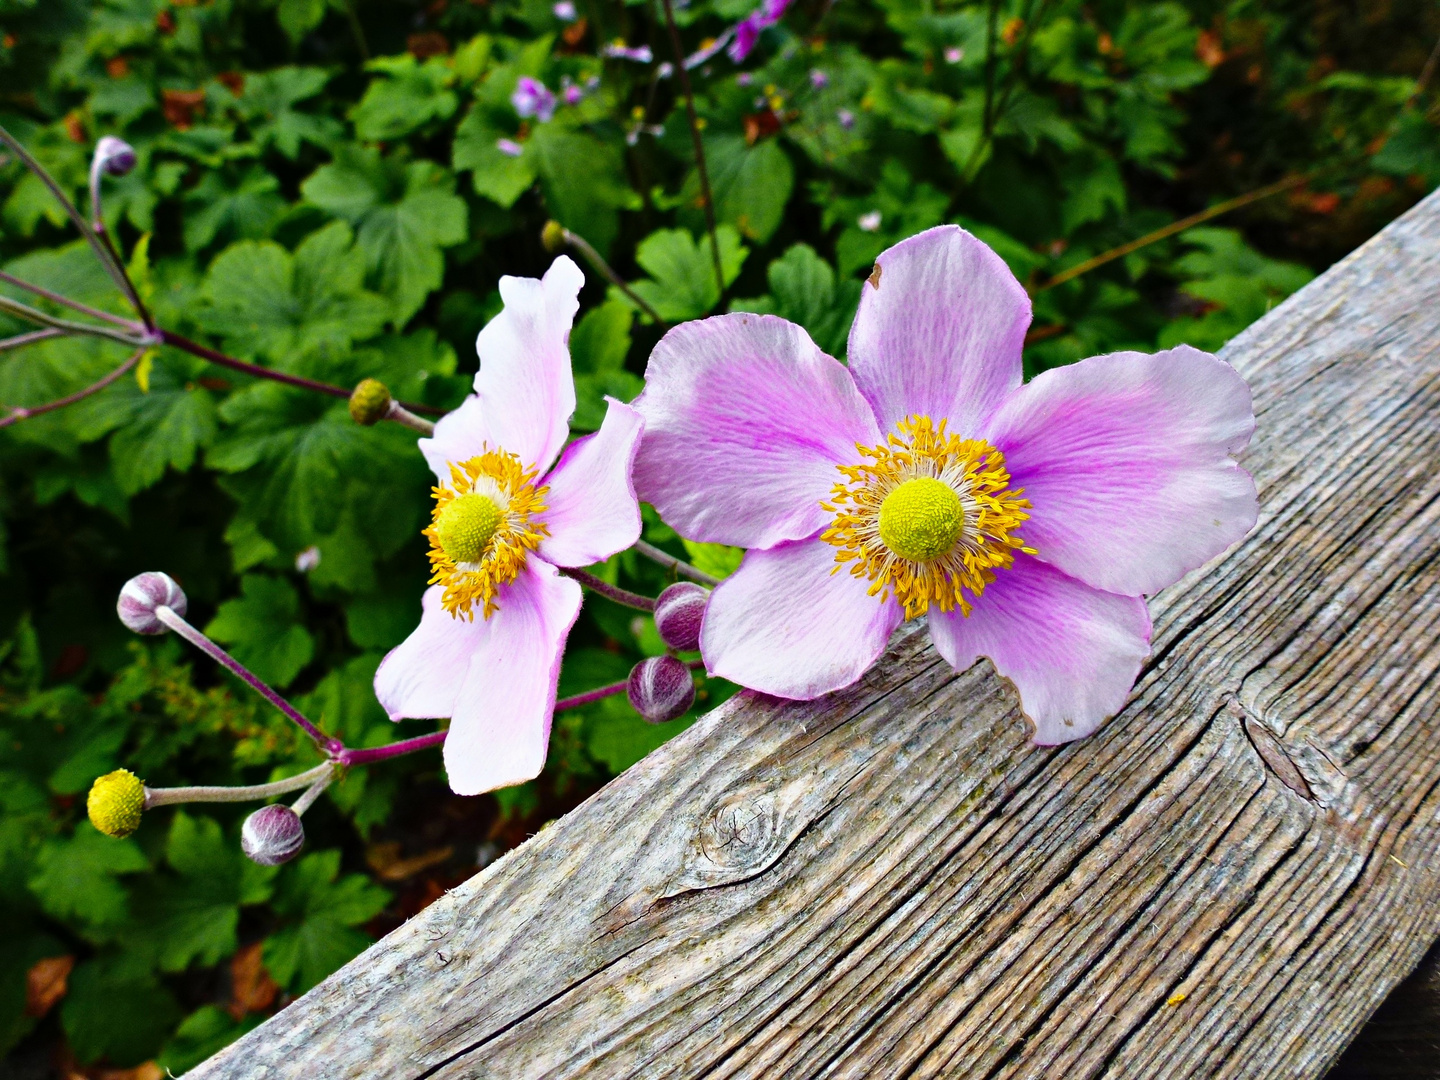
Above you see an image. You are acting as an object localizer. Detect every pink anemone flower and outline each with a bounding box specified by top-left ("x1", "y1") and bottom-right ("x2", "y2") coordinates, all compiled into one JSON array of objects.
[
  {"x1": 375, "y1": 257, "x2": 645, "y2": 793},
  {"x1": 632, "y1": 226, "x2": 1257, "y2": 743}
]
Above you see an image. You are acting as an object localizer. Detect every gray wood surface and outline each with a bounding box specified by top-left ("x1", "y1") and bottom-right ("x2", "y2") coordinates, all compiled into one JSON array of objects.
[{"x1": 193, "y1": 187, "x2": 1440, "y2": 1080}]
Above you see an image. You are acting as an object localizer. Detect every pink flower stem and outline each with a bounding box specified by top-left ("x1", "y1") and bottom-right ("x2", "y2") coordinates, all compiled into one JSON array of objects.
[
  {"x1": 632, "y1": 539, "x2": 720, "y2": 586},
  {"x1": 153, "y1": 605, "x2": 343, "y2": 755},
  {"x1": 560, "y1": 567, "x2": 657, "y2": 611},
  {"x1": 336, "y1": 679, "x2": 637, "y2": 767},
  {"x1": 0, "y1": 348, "x2": 144, "y2": 428},
  {"x1": 0, "y1": 269, "x2": 139, "y2": 328}
]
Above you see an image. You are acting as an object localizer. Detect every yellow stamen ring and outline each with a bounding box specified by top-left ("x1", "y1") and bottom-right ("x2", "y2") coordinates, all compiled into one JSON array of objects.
[
  {"x1": 820, "y1": 415, "x2": 1035, "y2": 619},
  {"x1": 425, "y1": 449, "x2": 549, "y2": 620}
]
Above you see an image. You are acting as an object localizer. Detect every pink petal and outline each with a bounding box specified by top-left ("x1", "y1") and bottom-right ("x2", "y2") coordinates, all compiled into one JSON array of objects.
[
  {"x1": 537, "y1": 398, "x2": 645, "y2": 568},
  {"x1": 418, "y1": 392, "x2": 491, "y2": 482},
  {"x1": 848, "y1": 225, "x2": 1030, "y2": 437},
  {"x1": 373, "y1": 584, "x2": 488, "y2": 721},
  {"x1": 633, "y1": 314, "x2": 882, "y2": 548},
  {"x1": 444, "y1": 559, "x2": 583, "y2": 795},
  {"x1": 701, "y1": 534, "x2": 903, "y2": 699},
  {"x1": 928, "y1": 554, "x2": 1151, "y2": 744},
  {"x1": 981, "y1": 345, "x2": 1257, "y2": 597},
  {"x1": 473, "y1": 255, "x2": 584, "y2": 474}
]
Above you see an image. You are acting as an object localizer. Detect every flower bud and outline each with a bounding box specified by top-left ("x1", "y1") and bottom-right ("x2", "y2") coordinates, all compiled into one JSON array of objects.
[
  {"x1": 93, "y1": 136, "x2": 137, "y2": 177},
  {"x1": 541, "y1": 220, "x2": 567, "y2": 253},
  {"x1": 349, "y1": 378, "x2": 392, "y2": 426},
  {"x1": 117, "y1": 572, "x2": 186, "y2": 635},
  {"x1": 653, "y1": 582, "x2": 708, "y2": 652},
  {"x1": 88, "y1": 769, "x2": 146, "y2": 838},
  {"x1": 627, "y1": 655, "x2": 696, "y2": 724},
  {"x1": 241, "y1": 804, "x2": 305, "y2": 866}
]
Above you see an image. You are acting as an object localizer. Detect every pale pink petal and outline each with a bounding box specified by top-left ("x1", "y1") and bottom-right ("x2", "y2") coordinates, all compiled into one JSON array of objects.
[
  {"x1": 928, "y1": 554, "x2": 1151, "y2": 744},
  {"x1": 373, "y1": 585, "x2": 488, "y2": 720},
  {"x1": 701, "y1": 534, "x2": 903, "y2": 699},
  {"x1": 443, "y1": 559, "x2": 583, "y2": 795},
  {"x1": 848, "y1": 225, "x2": 1030, "y2": 437},
  {"x1": 418, "y1": 392, "x2": 491, "y2": 482},
  {"x1": 473, "y1": 255, "x2": 584, "y2": 474},
  {"x1": 537, "y1": 398, "x2": 644, "y2": 568},
  {"x1": 981, "y1": 345, "x2": 1257, "y2": 597},
  {"x1": 633, "y1": 314, "x2": 882, "y2": 548}
]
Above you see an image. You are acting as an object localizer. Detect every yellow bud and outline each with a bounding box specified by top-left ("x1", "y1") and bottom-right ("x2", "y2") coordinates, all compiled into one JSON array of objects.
[
  {"x1": 349, "y1": 379, "x2": 392, "y2": 426},
  {"x1": 541, "y1": 220, "x2": 568, "y2": 253},
  {"x1": 87, "y1": 769, "x2": 146, "y2": 838}
]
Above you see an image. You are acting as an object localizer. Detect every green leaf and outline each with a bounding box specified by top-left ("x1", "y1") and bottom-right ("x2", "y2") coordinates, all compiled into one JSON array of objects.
[
  {"x1": 452, "y1": 106, "x2": 538, "y2": 207},
  {"x1": 277, "y1": 0, "x2": 326, "y2": 44},
  {"x1": 28, "y1": 824, "x2": 148, "y2": 935},
  {"x1": 159, "y1": 1006, "x2": 261, "y2": 1076},
  {"x1": 197, "y1": 221, "x2": 390, "y2": 368},
  {"x1": 730, "y1": 244, "x2": 859, "y2": 357},
  {"x1": 680, "y1": 539, "x2": 744, "y2": 580},
  {"x1": 239, "y1": 66, "x2": 343, "y2": 159},
  {"x1": 586, "y1": 692, "x2": 695, "y2": 773},
  {"x1": 351, "y1": 54, "x2": 458, "y2": 141},
  {"x1": 205, "y1": 575, "x2": 316, "y2": 689},
  {"x1": 682, "y1": 135, "x2": 794, "y2": 244},
  {"x1": 617, "y1": 227, "x2": 748, "y2": 322},
  {"x1": 302, "y1": 148, "x2": 468, "y2": 326},
  {"x1": 183, "y1": 167, "x2": 287, "y2": 253},
  {"x1": 263, "y1": 850, "x2": 389, "y2": 992},
  {"x1": 62, "y1": 955, "x2": 181, "y2": 1067},
  {"x1": 530, "y1": 126, "x2": 636, "y2": 255}
]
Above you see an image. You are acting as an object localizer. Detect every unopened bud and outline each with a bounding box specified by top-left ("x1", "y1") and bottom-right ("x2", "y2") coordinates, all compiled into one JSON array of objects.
[
  {"x1": 117, "y1": 572, "x2": 186, "y2": 635},
  {"x1": 241, "y1": 804, "x2": 305, "y2": 866},
  {"x1": 94, "y1": 136, "x2": 137, "y2": 177},
  {"x1": 349, "y1": 378, "x2": 393, "y2": 426},
  {"x1": 541, "y1": 219, "x2": 567, "y2": 253},
  {"x1": 88, "y1": 769, "x2": 146, "y2": 838},
  {"x1": 653, "y1": 582, "x2": 708, "y2": 651},
  {"x1": 627, "y1": 655, "x2": 695, "y2": 724}
]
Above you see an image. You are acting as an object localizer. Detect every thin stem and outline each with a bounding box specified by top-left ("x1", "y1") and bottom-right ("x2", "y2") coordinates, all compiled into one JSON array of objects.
[
  {"x1": 158, "y1": 329, "x2": 445, "y2": 418},
  {"x1": 385, "y1": 399, "x2": 436, "y2": 436},
  {"x1": 633, "y1": 539, "x2": 720, "y2": 585},
  {"x1": 1038, "y1": 174, "x2": 1308, "y2": 292},
  {"x1": 87, "y1": 154, "x2": 154, "y2": 330},
  {"x1": 0, "y1": 269, "x2": 137, "y2": 328},
  {"x1": 558, "y1": 225, "x2": 669, "y2": 328},
  {"x1": 659, "y1": 0, "x2": 725, "y2": 298},
  {"x1": 144, "y1": 762, "x2": 334, "y2": 808},
  {"x1": 1409, "y1": 31, "x2": 1440, "y2": 107},
  {"x1": 0, "y1": 293, "x2": 151, "y2": 348},
  {"x1": 0, "y1": 347, "x2": 143, "y2": 428},
  {"x1": 556, "y1": 677, "x2": 631, "y2": 710},
  {"x1": 561, "y1": 567, "x2": 657, "y2": 611},
  {"x1": 0, "y1": 123, "x2": 137, "y2": 308},
  {"x1": 0, "y1": 328, "x2": 65, "y2": 353},
  {"x1": 290, "y1": 771, "x2": 333, "y2": 815},
  {"x1": 154, "y1": 605, "x2": 342, "y2": 754}
]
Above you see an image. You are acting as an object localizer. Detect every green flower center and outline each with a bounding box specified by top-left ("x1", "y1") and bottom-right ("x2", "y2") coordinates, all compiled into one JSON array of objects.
[
  {"x1": 878, "y1": 476, "x2": 965, "y2": 562},
  {"x1": 434, "y1": 493, "x2": 503, "y2": 564}
]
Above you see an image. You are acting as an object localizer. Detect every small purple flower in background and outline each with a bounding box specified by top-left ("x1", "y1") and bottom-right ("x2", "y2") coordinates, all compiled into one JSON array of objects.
[
  {"x1": 632, "y1": 226, "x2": 1257, "y2": 743},
  {"x1": 496, "y1": 138, "x2": 525, "y2": 158},
  {"x1": 837, "y1": 108, "x2": 856, "y2": 129},
  {"x1": 945, "y1": 46, "x2": 965, "y2": 64},
  {"x1": 857, "y1": 210, "x2": 882, "y2": 232},
  {"x1": 294, "y1": 546, "x2": 321, "y2": 573},
  {"x1": 375, "y1": 259, "x2": 645, "y2": 795},
  {"x1": 736, "y1": 72, "x2": 754, "y2": 87},
  {"x1": 603, "y1": 41, "x2": 654, "y2": 63},
  {"x1": 553, "y1": 0, "x2": 577, "y2": 20},
  {"x1": 512, "y1": 76, "x2": 557, "y2": 122},
  {"x1": 727, "y1": 0, "x2": 791, "y2": 62},
  {"x1": 809, "y1": 68, "x2": 829, "y2": 88},
  {"x1": 560, "y1": 77, "x2": 585, "y2": 106}
]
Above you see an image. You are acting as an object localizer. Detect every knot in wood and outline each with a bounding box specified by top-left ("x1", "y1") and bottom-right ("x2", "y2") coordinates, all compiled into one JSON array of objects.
[{"x1": 701, "y1": 795, "x2": 777, "y2": 872}]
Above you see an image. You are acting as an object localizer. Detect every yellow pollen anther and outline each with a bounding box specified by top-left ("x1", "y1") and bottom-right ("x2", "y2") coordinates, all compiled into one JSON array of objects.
[
  {"x1": 435, "y1": 493, "x2": 503, "y2": 564},
  {"x1": 88, "y1": 769, "x2": 145, "y2": 838},
  {"x1": 879, "y1": 477, "x2": 965, "y2": 562}
]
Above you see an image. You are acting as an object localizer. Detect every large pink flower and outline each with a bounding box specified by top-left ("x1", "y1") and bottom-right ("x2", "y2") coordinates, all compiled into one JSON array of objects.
[
  {"x1": 632, "y1": 226, "x2": 1257, "y2": 743},
  {"x1": 375, "y1": 257, "x2": 644, "y2": 793}
]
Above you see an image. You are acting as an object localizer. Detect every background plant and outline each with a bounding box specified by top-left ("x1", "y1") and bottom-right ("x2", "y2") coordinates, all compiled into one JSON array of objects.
[{"x1": 1, "y1": 0, "x2": 1437, "y2": 1074}]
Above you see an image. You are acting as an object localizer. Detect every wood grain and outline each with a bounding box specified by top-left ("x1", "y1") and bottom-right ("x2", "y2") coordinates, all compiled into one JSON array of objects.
[{"x1": 192, "y1": 187, "x2": 1440, "y2": 1080}]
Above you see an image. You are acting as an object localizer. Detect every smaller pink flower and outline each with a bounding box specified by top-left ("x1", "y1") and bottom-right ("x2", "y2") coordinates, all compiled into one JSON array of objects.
[
  {"x1": 633, "y1": 226, "x2": 1258, "y2": 743},
  {"x1": 496, "y1": 137, "x2": 524, "y2": 158},
  {"x1": 376, "y1": 257, "x2": 645, "y2": 795},
  {"x1": 809, "y1": 68, "x2": 829, "y2": 88},
  {"x1": 512, "y1": 76, "x2": 556, "y2": 122}
]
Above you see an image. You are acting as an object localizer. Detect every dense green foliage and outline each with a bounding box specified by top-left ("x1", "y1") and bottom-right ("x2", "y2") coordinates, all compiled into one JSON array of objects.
[{"x1": 0, "y1": 0, "x2": 1437, "y2": 1071}]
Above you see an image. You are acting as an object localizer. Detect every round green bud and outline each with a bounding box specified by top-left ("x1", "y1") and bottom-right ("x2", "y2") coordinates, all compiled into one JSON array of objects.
[
  {"x1": 541, "y1": 220, "x2": 568, "y2": 254},
  {"x1": 349, "y1": 379, "x2": 393, "y2": 426},
  {"x1": 88, "y1": 769, "x2": 145, "y2": 838}
]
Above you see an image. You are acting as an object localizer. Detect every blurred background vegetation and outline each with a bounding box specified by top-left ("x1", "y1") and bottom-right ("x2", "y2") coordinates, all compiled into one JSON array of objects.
[{"x1": 0, "y1": 0, "x2": 1437, "y2": 1074}]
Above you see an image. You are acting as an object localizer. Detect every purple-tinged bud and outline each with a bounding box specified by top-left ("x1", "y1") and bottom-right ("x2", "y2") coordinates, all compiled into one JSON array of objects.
[
  {"x1": 241, "y1": 804, "x2": 305, "y2": 866},
  {"x1": 653, "y1": 582, "x2": 708, "y2": 652},
  {"x1": 628, "y1": 655, "x2": 696, "y2": 724},
  {"x1": 117, "y1": 572, "x2": 186, "y2": 635},
  {"x1": 94, "y1": 136, "x2": 137, "y2": 177}
]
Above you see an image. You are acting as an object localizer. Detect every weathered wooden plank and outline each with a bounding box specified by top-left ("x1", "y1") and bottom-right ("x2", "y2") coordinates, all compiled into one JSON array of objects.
[{"x1": 193, "y1": 187, "x2": 1440, "y2": 1080}]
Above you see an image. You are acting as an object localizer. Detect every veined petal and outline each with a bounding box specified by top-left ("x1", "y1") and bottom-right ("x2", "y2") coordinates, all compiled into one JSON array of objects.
[
  {"x1": 633, "y1": 314, "x2": 882, "y2": 549},
  {"x1": 473, "y1": 255, "x2": 585, "y2": 474},
  {"x1": 537, "y1": 398, "x2": 645, "y2": 568},
  {"x1": 928, "y1": 554, "x2": 1151, "y2": 744},
  {"x1": 418, "y1": 392, "x2": 490, "y2": 483},
  {"x1": 982, "y1": 345, "x2": 1257, "y2": 596},
  {"x1": 701, "y1": 534, "x2": 903, "y2": 699},
  {"x1": 848, "y1": 225, "x2": 1030, "y2": 437},
  {"x1": 443, "y1": 559, "x2": 583, "y2": 796},
  {"x1": 373, "y1": 584, "x2": 487, "y2": 721}
]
